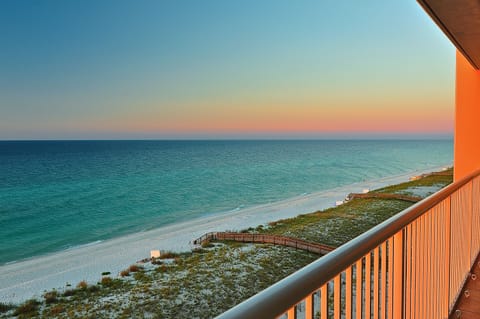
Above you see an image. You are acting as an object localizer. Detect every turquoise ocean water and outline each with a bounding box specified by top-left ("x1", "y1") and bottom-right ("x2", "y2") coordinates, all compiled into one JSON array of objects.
[{"x1": 0, "y1": 140, "x2": 452, "y2": 265}]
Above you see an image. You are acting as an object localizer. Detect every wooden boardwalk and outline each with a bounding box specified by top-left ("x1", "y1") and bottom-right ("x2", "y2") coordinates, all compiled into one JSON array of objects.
[
  {"x1": 347, "y1": 192, "x2": 422, "y2": 203},
  {"x1": 192, "y1": 232, "x2": 335, "y2": 255}
]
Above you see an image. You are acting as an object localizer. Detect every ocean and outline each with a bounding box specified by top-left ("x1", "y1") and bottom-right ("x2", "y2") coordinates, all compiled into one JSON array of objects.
[{"x1": 0, "y1": 140, "x2": 452, "y2": 265}]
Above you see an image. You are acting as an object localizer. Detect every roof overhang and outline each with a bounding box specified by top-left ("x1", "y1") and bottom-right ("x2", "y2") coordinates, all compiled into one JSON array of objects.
[{"x1": 418, "y1": 0, "x2": 480, "y2": 70}]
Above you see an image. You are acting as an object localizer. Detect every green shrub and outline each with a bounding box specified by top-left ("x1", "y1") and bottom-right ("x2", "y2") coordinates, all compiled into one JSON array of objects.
[
  {"x1": 133, "y1": 271, "x2": 149, "y2": 282},
  {"x1": 77, "y1": 280, "x2": 88, "y2": 290},
  {"x1": 192, "y1": 248, "x2": 206, "y2": 254},
  {"x1": 49, "y1": 305, "x2": 64, "y2": 315},
  {"x1": 155, "y1": 265, "x2": 168, "y2": 273},
  {"x1": 101, "y1": 276, "x2": 113, "y2": 286},
  {"x1": 63, "y1": 289, "x2": 76, "y2": 297},
  {"x1": 158, "y1": 251, "x2": 179, "y2": 259},
  {"x1": 0, "y1": 302, "x2": 15, "y2": 313},
  {"x1": 13, "y1": 299, "x2": 39, "y2": 317},
  {"x1": 129, "y1": 264, "x2": 143, "y2": 272},
  {"x1": 43, "y1": 290, "x2": 58, "y2": 304},
  {"x1": 88, "y1": 285, "x2": 100, "y2": 293}
]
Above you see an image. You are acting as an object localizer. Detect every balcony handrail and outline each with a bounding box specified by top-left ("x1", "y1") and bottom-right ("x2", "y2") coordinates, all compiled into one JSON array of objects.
[{"x1": 216, "y1": 168, "x2": 480, "y2": 319}]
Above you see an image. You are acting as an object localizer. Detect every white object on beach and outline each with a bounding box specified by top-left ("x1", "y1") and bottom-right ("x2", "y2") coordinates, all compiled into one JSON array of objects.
[
  {"x1": 335, "y1": 200, "x2": 344, "y2": 206},
  {"x1": 150, "y1": 250, "x2": 161, "y2": 258},
  {"x1": 362, "y1": 189, "x2": 369, "y2": 194}
]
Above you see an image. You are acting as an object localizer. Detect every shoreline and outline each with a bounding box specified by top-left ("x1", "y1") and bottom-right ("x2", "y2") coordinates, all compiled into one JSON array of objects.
[{"x1": 0, "y1": 164, "x2": 450, "y2": 304}]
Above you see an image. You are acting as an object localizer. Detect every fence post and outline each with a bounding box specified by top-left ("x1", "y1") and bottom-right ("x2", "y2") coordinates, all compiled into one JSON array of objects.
[{"x1": 393, "y1": 231, "x2": 404, "y2": 319}]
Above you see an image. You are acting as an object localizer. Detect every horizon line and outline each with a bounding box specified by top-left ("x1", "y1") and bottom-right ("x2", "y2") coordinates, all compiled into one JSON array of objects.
[{"x1": 0, "y1": 137, "x2": 455, "y2": 142}]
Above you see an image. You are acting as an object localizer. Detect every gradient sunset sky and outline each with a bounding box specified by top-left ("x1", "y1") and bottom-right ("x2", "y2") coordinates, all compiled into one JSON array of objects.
[{"x1": 0, "y1": 1, "x2": 454, "y2": 140}]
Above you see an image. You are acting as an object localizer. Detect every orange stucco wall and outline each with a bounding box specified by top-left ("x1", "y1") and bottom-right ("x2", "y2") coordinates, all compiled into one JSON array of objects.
[{"x1": 455, "y1": 51, "x2": 480, "y2": 181}]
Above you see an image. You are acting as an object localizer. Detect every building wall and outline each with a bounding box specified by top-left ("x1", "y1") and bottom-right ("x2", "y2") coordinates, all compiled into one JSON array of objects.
[{"x1": 455, "y1": 51, "x2": 480, "y2": 181}]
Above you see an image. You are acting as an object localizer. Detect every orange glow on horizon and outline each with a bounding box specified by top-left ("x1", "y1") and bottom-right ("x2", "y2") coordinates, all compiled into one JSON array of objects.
[{"x1": 91, "y1": 98, "x2": 453, "y2": 136}]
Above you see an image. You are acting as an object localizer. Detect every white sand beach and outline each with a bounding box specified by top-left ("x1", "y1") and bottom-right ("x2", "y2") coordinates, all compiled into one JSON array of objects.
[{"x1": 0, "y1": 165, "x2": 450, "y2": 304}]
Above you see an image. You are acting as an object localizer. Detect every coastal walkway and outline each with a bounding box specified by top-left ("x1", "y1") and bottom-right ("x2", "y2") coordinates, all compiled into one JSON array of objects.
[
  {"x1": 192, "y1": 232, "x2": 335, "y2": 255},
  {"x1": 346, "y1": 192, "x2": 422, "y2": 203}
]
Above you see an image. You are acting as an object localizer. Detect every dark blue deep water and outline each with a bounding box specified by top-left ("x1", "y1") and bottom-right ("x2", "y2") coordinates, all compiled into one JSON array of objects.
[{"x1": 0, "y1": 140, "x2": 452, "y2": 264}]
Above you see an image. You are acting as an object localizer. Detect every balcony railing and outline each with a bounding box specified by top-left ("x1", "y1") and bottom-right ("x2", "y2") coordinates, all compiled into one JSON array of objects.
[{"x1": 216, "y1": 169, "x2": 480, "y2": 319}]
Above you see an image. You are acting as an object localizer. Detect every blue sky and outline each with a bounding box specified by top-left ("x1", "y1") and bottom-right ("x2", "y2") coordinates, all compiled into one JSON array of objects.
[{"x1": 0, "y1": 1, "x2": 455, "y2": 139}]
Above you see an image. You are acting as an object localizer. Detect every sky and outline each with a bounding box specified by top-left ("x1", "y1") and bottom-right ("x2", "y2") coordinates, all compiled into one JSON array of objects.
[{"x1": 0, "y1": 0, "x2": 455, "y2": 140}]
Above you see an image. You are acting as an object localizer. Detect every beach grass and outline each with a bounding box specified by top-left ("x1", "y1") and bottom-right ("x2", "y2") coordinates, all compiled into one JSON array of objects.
[
  {"x1": 261, "y1": 198, "x2": 413, "y2": 247},
  {"x1": 12, "y1": 299, "x2": 40, "y2": 318},
  {"x1": 0, "y1": 303, "x2": 15, "y2": 314},
  {"x1": 375, "y1": 168, "x2": 453, "y2": 195},
  {"x1": 8, "y1": 245, "x2": 316, "y2": 319}
]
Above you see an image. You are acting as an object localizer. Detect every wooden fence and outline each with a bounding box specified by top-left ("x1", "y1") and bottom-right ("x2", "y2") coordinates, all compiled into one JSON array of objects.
[{"x1": 347, "y1": 192, "x2": 422, "y2": 203}]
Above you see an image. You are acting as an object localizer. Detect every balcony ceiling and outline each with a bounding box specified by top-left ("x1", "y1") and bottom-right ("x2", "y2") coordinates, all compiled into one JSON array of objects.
[{"x1": 418, "y1": 0, "x2": 480, "y2": 69}]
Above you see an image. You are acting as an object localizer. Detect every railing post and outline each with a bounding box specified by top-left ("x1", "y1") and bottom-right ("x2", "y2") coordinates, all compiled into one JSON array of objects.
[
  {"x1": 334, "y1": 275, "x2": 341, "y2": 319},
  {"x1": 446, "y1": 196, "x2": 452, "y2": 313},
  {"x1": 287, "y1": 307, "x2": 296, "y2": 319},
  {"x1": 346, "y1": 266, "x2": 352, "y2": 319},
  {"x1": 393, "y1": 231, "x2": 404, "y2": 319},
  {"x1": 374, "y1": 247, "x2": 380, "y2": 319},
  {"x1": 321, "y1": 284, "x2": 328, "y2": 319},
  {"x1": 305, "y1": 294, "x2": 314, "y2": 319},
  {"x1": 356, "y1": 260, "x2": 363, "y2": 319},
  {"x1": 365, "y1": 252, "x2": 372, "y2": 318}
]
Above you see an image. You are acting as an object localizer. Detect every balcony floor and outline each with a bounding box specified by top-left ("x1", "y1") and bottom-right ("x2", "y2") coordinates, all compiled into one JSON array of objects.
[{"x1": 451, "y1": 255, "x2": 480, "y2": 319}]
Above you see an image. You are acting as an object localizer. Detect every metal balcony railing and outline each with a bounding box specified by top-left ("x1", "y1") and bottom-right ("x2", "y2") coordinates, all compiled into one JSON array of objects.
[{"x1": 216, "y1": 170, "x2": 480, "y2": 319}]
